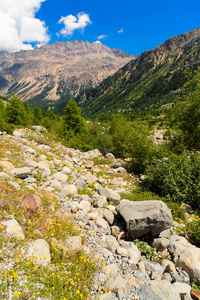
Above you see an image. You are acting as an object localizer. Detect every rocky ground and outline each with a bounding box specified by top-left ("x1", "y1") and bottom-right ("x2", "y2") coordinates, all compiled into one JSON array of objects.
[{"x1": 0, "y1": 127, "x2": 200, "y2": 300}]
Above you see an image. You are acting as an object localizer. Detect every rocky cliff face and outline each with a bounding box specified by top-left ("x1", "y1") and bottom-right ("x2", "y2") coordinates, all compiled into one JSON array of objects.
[{"x1": 0, "y1": 40, "x2": 136, "y2": 106}]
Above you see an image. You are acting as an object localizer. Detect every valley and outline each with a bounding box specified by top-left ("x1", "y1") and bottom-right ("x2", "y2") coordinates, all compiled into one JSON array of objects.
[{"x1": 1, "y1": 27, "x2": 200, "y2": 300}]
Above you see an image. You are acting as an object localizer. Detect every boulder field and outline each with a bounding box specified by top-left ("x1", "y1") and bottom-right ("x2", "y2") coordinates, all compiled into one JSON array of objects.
[{"x1": 0, "y1": 128, "x2": 199, "y2": 300}]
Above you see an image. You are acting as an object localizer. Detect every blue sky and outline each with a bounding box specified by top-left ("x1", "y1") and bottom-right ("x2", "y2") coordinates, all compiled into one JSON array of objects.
[{"x1": 0, "y1": 0, "x2": 200, "y2": 55}]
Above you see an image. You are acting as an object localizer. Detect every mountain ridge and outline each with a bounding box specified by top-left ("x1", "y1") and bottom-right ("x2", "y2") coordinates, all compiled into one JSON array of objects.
[
  {"x1": 76, "y1": 28, "x2": 200, "y2": 116},
  {"x1": 0, "y1": 40, "x2": 136, "y2": 108}
]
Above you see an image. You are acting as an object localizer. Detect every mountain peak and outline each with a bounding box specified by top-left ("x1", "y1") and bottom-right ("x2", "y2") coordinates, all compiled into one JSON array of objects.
[
  {"x1": 0, "y1": 41, "x2": 136, "y2": 107},
  {"x1": 161, "y1": 27, "x2": 200, "y2": 51}
]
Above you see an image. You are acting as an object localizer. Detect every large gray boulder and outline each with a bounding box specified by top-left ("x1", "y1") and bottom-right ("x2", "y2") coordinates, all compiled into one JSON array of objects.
[{"x1": 116, "y1": 200, "x2": 173, "y2": 239}]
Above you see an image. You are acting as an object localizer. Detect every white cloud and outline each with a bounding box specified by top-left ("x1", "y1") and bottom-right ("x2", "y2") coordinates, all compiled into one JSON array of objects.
[
  {"x1": 93, "y1": 41, "x2": 101, "y2": 44},
  {"x1": 58, "y1": 12, "x2": 91, "y2": 36},
  {"x1": 0, "y1": 0, "x2": 49, "y2": 52},
  {"x1": 97, "y1": 34, "x2": 107, "y2": 40},
  {"x1": 118, "y1": 28, "x2": 124, "y2": 34}
]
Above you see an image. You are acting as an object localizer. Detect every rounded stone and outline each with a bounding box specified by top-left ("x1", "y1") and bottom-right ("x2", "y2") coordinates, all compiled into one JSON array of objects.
[{"x1": 26, "y1": 239, "x2": 51, "y2": 266}]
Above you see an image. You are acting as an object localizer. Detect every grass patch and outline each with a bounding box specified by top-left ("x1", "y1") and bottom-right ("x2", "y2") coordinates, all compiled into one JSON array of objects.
[
  {"x1": 78, "y1": 189, "x2": 92, "y2": 197},
  {"x1": 92, "y1": 157, "x2": 113, "y2": 166},
  {"x1": 0, "y1": 138, "x2": 24, "y2": 168}
]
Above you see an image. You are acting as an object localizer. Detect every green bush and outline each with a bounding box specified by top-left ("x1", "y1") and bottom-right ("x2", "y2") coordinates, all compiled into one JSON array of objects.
[
  {"x1": 164, "y1": 200, "x2": 186, "y2": 222},
  {"x1": 143, "y1": 154, "x2": 200, "y2": 209},
  {"x1": 185, "y1": 219, "x2": 200, "y2": 247},
  {"x1": 108, "y1": 115, "x2": 133, "y2": 157},
  {"x1": 0, "y1": 121, "x2": 14, "y2": 134},
  {"x1": 134, "y1": 239, "x2": 160, "y2": 262},
  {"x1": 192, "y1": 282, "x2": 200, "y2": 291},
  {"x1": 130, "y1": 128, "x2": 160, "y2": 174},
  {"x1": 33, "y1": 173, "x2": 45, "y2": 185},
  {"x1": 63, "y1": 132, "x2": 93, "y2": 151},
  {"x1": 93, "y1": 133, "x2": 113, "y2": 153}
]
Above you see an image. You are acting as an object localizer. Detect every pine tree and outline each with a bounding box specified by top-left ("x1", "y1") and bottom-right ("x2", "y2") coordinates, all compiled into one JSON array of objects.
[
  {"x1": 6, "y1": 95, "x2": 28, "y2": 125},
  {"x1": 64, "y1": 99, "x2": 87, "y2": 134}
]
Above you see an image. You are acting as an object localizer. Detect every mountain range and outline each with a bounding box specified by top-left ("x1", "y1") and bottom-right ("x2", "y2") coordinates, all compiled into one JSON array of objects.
[
  {"x1": 76, "y1": 28, "x2": 200, "y2": 116},
  {"x1": 1, "y1": 28, "x2": 200, "y2": 116},
  {"x1": 0, "y1": 41, "x2": 136, "y2": 109}
]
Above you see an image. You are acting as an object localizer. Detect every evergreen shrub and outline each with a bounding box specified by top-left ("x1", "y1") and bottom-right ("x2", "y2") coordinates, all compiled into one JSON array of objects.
[{"x1": 142, "y1": 154, "x2": 200, "y2": 209}]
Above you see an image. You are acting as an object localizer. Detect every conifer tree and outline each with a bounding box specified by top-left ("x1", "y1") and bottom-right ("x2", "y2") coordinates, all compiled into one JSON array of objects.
[
  {"x1": 64, "y1": 98, "x2": 87, "y2": 134},
  {"x1": 6, "y1": 94, "x2": 28, "y2": 125}
]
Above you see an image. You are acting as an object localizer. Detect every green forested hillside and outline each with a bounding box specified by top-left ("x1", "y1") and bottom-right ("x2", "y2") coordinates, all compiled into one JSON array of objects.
[{"x1": 75, "y1": 28, "x2": 200, "y2": 117}]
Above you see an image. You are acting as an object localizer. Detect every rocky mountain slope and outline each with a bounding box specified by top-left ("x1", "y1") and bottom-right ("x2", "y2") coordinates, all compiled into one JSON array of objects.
[
  {"x1": 76, "y1": 28, "x2": 200, "y2": 116},
  {"x1": 0, "y1": 41, "x2": 136, "y2": 109},
  {"x1": 1, "y1": 127, "x2": 200, "y2": 299}
]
